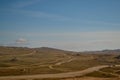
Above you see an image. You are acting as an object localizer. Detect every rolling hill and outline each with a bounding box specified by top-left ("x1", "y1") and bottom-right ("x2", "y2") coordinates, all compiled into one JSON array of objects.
[{"x1": 0, "y1": 46, "x2": 120, "y2": 80}]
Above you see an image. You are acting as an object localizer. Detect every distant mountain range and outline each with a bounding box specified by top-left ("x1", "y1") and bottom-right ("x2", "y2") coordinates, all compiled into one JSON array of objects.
[{"x1": 0, "y1": 46, "x2": 120, "y2": 55}]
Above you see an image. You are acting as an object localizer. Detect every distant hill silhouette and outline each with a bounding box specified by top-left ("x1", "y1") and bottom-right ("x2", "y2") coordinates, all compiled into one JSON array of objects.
[{"x1": 0, "y1": 46, "x2": 120, "y2": 55}]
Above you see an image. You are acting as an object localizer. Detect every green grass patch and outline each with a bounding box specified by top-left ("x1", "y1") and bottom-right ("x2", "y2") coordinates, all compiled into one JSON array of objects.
[
  {"x1": 84, "y1": 71, "x2": 117, "y2": 78},
  {"x1": 100, "y1": 66, "x2": 120, "y2": 74},
  {"x1": 0, "y1": 66, "x2": 63, "y2": 76},
  {"x1": 54, "y1": 59, "x2": 104, "y2": 72},
  {"x1": 0, "y1": 63, "x2": 11, "y2": 67}
]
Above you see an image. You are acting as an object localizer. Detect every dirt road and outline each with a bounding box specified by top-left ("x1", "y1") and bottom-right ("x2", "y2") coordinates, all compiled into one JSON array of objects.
[
  {"x1": 21, "y1": 50, "x2": 36, "y2": 56},
  {"x1": 0, "y1": 65, "x2": 110, "y2": 80},
  {"x1": 48, "y1": 55, "x2": 74, "y2": 69}
]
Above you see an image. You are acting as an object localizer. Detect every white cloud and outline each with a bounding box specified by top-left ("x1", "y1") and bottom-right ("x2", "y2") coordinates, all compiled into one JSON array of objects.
[
  {"x1": 25, "y1": 31, "x2": 120, "y2": 51},
  {"x1": 1, "y1": 8, "x2": 69, "y2": 21},
  {"x1": 20, "y1": 10, "x2": 67, "y2": 20},
  {"x1": 0, "y1": 38, "x2": 29, "y2": 47},
  {"x1": 1, "y1": 31, "x2": 120, "y2": 51},
  {"x1": 85, "y1": 20, "x2": 120, "y2": 26},
  {"x1": 16, "y1": 38, "x2": 28, "y2": 44},
  {"x1": 21, "y1": 31, "x2": 120, "y2": 40},
  {"x1": 0, "y1": 0, "x2": 69, "y2": 21},
  {"x1": 12, "y1": 0, "x2": 41, "y2": 8}
]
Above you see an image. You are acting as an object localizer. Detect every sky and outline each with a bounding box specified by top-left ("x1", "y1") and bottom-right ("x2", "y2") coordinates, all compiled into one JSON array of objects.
[{"x1": 0, "y1": 0, "x2": 120, "y2": 51}]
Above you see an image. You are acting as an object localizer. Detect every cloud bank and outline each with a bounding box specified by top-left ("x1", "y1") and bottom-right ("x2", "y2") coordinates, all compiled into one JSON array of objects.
[
  {"x1": 0, "y1": 31, "x2": 120, "y2": 51},
  {"x1": 22, "y1": 31, "x2": 120, "y2": 51}
]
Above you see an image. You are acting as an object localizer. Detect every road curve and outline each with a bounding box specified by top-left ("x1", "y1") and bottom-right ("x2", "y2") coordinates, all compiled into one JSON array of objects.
[
  {"x1": 0, "y1": 65, "x2": 110, "y2": 80},
  {"x1": 48, "y1": 56, "x2": 74, "y2": 69}
]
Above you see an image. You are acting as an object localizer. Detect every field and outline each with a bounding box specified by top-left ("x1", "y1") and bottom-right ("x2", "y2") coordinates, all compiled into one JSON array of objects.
[{"x1": 0, "y1": 46, "x2": 120, "y2": 80}]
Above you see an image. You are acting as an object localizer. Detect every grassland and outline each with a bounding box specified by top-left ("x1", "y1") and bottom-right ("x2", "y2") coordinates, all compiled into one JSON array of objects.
[{"x1": 0, "y1": 46, "x2": 120, "y2": 80}]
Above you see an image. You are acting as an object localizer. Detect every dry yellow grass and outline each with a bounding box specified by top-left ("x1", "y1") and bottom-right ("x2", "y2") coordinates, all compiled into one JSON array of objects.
[{"x1": 0, "y1": 46, "x2": 120, "y2": 78}]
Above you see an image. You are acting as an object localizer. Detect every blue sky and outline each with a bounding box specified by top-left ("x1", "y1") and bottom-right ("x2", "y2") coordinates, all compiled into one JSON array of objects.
[{"x1": 0, "y1": 0, "x2": 120, "y2": 51}]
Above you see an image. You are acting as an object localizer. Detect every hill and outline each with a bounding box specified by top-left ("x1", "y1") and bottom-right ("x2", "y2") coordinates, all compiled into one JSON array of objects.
[{"x1": 0, "y1": 46, "x2": 120, "y2": 78}]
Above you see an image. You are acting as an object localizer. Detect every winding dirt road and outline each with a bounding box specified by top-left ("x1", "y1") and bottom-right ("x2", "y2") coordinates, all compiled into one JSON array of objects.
[
  {"x1": 21, "y1": 50, "x2": 36, "y2": 56},
  {"x1": 48, "y1": 55, "x2": 74, "y2": 69},
  {"x1": 0, "y1": 65, "x2": 111, "y2": 80},
  {"x1": 1, "y1": 52, "x2": 119, "y2": 80}
]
